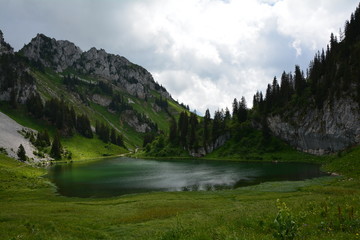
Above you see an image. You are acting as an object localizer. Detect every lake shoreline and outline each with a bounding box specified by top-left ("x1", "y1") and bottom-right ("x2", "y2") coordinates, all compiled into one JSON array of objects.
[{"x1": 1, "y1": 148, "x2": 359, "y2": 239}]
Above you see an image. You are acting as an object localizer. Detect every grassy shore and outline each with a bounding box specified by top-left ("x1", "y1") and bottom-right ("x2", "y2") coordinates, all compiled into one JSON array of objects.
[{"x1": 1, "y1": 146, "x2": 360, "y2": 240}]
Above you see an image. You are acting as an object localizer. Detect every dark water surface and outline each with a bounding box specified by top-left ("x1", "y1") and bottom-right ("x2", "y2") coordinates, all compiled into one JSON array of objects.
[{"x1": 47, "y1": 157, "x2": 326, "y2": 198}]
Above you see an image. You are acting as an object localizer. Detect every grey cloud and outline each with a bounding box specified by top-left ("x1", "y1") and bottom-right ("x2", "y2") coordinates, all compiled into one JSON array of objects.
[{"x1": 0, "y1": 0, "x2": 358, "y2": 114}]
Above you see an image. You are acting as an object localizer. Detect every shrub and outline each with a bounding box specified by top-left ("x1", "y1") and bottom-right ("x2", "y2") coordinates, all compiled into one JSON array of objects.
[{"x1": 273, "y1": 199, "x2": 298, "y2": 240}]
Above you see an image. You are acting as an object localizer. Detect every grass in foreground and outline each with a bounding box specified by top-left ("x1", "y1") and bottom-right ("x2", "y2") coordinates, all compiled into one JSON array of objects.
[{"x1": 1, "y1": 148, "x2": 360, "y2": 240}]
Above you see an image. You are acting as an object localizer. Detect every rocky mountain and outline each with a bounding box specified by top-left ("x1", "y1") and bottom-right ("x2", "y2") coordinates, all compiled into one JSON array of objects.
[
  {"x1": 0, "y1": 32, "x2": 36, "y2": 104},
  {"x1": 21, "y1": 34, "x2": 169, "y2": 100},
  {"x1": 0, "y1": 30, "x2": 13, "y2": 55},
  {"x1": 256, "y1": 4, "x2": 360, "y2": 155},
  {"x1": 0, "y1": 30, "x2": 186, "y2": 154},
  {"x1": 267, "y1": 97, "x2": 360, "y2": 155}
]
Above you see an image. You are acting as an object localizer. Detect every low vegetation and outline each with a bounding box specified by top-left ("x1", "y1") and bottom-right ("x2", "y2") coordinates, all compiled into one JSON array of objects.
[
  {"x1": 1, "y1": 4, "x2": 360, "y2": 240},
  {"x1": 1, "y1": 144, "x2": 360, "y2": 239}
]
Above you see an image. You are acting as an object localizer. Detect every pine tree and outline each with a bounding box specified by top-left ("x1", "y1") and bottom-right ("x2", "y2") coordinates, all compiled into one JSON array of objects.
[
  {"x1": 43, "y1": 129, "x2": 51, "y2": 146},
  {"x1": 17, "y1": 144, "x2": 27, "y2": 161},
  {"x1": 188, "y1": 113, "x2": 198, "y2": 148},
  {"x1": 178, "y1": 112, "x2": 188, "y2": 146},
  {"x1": 238, "y1": 97, "x2": 248, "y2": 123},
  {"x1": 294, "y1": 65, "x2": 306, "y2": 96},
  {"x1": 232, "y1": 98, "x2": 238, "y2": 120},
  {"x1": 116, "y1": 135, "x2": 124, "y2": 147},
  {"x1": 50, "y1": 132, "x2": 62, "y2": 160},
  {"x1": 110, "y1": 129, "x2": 117, "y2": 145},
  {"x1": 10, "y1": 88, "x2": 17, "y2": 109},
  {"x1": 76, "y1": 114, "x2": 93, "y2": 138},
  {"x1": 169, "y1": 118, "x2": 178, "y2": 144},
  {"x1": 203, "y1": 109, "x2": 211, "y2": 149}
]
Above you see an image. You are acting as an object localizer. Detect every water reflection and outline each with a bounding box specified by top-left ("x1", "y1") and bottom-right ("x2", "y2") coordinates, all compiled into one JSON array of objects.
[{"x1": 47, "y1": 157, "x2": 326, "y2": 198}]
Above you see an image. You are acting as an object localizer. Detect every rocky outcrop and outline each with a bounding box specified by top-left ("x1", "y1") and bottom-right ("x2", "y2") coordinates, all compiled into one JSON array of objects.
[
  {"x1": 0, "y1": 31, "x2": 36, "y2": 104},
  {"x1": 21, "y1": 34, "x2": 82, "y2": 72},
  {"x1": 0, "y1": 30, "x2": 13, "y2": 55},
  {"x1": 21, "y1": 34, "x2": 170, "y2": 100},
  {"x1": 189, "y1": 133, "x2": 230, "y2": 157},
  {"x1": 91, "y1": 94, "x2": 111, "y2": 107},
  {"x1": 121, "y1": 110, "x2": 152, "y2": 133},
  {"x1": 267, "y1": 98, "x2": 360, "y2": 155},
  {"x1": 0, "y1": 111, "x2": 49, "y2": 163}
]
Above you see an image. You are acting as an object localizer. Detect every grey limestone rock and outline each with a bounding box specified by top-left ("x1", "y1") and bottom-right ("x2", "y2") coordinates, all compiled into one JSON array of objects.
[
  {"x1": 0, "y1": 30, "x2": 13, "y2": 55},
  {"x1": 21, "y1": 34, "x2": 170, "y2": 100},
  {"x1": 189, "y1": 133, "x2": 230, "y2": 157},
  {"x1": 267, "y1": 98, "x2": 360, "y2": 155},
  {"x1": 21, "y1": 34, "x2": 82, "y2": 72},
  {"x1": 121, "y1": 110, "x2": 152, "y2": 133}
]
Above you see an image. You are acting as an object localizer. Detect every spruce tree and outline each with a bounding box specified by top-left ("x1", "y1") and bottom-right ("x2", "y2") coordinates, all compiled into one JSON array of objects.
[
  {"x1": 238, "y1": 96, "x2": 248, "y2": 123},
  {"x1": 169, "y1": 118, "x2": 178, "y2": 144},
  {"x1": 116, "y1": 135, "x2": 124, "y2": 147},
  {"x1": 188, "y1": 113, "x2": 198, "y2": 148},
  {"x1": 110, "y1": 129, "x2": 117, "y2": 145},
  {"x1": 50, "y1": 132, "x2": 62, "y2": 160},
  {"x1": 17, "y1": 144, "x2": 27, "y2": 161},
  {"x1": 178, "y1": 112, "x2": 188, "y2": 146},
  {"x1": 203, "y1": 109, "x2": 211, "y2": 149}
]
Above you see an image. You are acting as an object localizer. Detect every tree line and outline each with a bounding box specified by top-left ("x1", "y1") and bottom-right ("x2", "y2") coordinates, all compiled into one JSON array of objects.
[
  {"x1": 25, "y1": 94, "x2": 125, "y2": 147},
  {"x1": 144, "y1": 96, "x2": 250, "y2": 154},
  {"x1": 253, "y1": 3, "x2": 360, "y2": 117}
]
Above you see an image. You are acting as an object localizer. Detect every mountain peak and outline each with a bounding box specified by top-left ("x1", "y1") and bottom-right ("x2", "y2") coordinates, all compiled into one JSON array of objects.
[
  {"x1": 21, "y1": 33, "x2": 82, "y2": 72},
  {"x1": 20, "y1": 33, "x2": 170, "y2": 99}
]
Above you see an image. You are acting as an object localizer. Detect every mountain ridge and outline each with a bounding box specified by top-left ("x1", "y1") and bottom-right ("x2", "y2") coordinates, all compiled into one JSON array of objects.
[
  {"x1": 2, "y1": 2, "x2": 360, "y2": 161},
  {"x1": 20, "y1": 33, "x2": 170, "y2": 100},
  {"x1": 0, "y1": 30, "x2": 187, "y2": 161}
]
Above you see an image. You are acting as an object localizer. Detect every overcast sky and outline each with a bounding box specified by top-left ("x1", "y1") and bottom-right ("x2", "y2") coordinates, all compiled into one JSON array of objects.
[{"x1": 0, "y1": 0, "x2": 359, "y2": 115}]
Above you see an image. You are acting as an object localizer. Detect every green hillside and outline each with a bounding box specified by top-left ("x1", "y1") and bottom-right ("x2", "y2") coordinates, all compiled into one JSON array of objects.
[
  {"x1": 0, "y1": 31, "x2": 189, "y2": 160},
  {"x1": 1, "y1": 145, "x2": 360, "y2": 239},
  {"x1": 31, "y1": 68, "x2": 184, "y2": 148}
]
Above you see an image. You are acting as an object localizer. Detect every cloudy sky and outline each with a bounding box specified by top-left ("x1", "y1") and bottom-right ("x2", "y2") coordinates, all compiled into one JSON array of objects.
[{"x1": 0, "y1": 0, "x2": 359, "y2": 115}]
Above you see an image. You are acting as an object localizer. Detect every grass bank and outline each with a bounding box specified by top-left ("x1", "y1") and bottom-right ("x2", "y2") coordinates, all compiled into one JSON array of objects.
[
  {"x1": 1, "y1": 147, "x2": 360, "y2": 239},
  {"x1": 0, "y1": 105, "x2": 128, "y2": 161}
]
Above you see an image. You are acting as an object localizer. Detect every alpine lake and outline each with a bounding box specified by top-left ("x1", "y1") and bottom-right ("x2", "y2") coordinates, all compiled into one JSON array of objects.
[{"x1": 46, "y1": 157, "x2": 328, "y2": 198}]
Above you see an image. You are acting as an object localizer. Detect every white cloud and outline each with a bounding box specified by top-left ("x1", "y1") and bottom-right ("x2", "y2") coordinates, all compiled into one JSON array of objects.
[{"x1": 0, "y1": 0, "x2": 359, "y2": 115}]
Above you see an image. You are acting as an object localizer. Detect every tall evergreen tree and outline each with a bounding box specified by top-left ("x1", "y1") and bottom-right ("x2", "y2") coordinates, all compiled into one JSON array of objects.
[
  {"x1": 17, "y1": 144, "x2": 27, "y2": 162},
  {"x1": 203, "y1": 109, "x2": 211, "y2": 149},
  {"x1": 238, "y1": 97, "x2": 248, "y2": 123},
  {"x1": 294, "y1": 65, "x2": 306, "y2": 96},
  {"x1": 76, "y1": 114, "x2": 93, "y2": 138},
  {"x1": 178, "y1": 112, "x2": 189, "y2": 146},
  {"x1": 169, "y1": 118, "x2": 178, "y2": 144},
  {"x1": 232, "y1": 98, "x2": 238, "y2": 120},
  {"x1": 212, "y1": 110, "x2": 224, "y2": 143},
  {"x1": 188, "y1": 113, "x2": 198, "y2": 148},
  {"x1": 110, "y1": 129, "x2": 117, "y2": 145},
  {"x1": 50, "y1": 132, "x2": 62, "y2": 160}
]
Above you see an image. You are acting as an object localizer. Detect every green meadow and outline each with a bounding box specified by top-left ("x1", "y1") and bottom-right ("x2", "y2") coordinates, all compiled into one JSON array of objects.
[{"x1": 1, "y1": 146, "x2": 360, "y2": 240}]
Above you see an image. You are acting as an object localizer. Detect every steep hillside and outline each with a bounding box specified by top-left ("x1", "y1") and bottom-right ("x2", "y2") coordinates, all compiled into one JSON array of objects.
[
  {"x1": 253, "y1": 4, "x2": 360, "y2": 155},
  {"x1": 0, "y1": 31, "x2": 186, "y2": 160},
  {"x1": 141, "y1": 3, "x2": 360, "y2": 159}
]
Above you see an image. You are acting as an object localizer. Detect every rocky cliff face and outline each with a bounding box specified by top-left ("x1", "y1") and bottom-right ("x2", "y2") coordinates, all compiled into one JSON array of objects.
[
  {"x1": 121, "y1": 110, "x2": 152, "y2": 133},
  {"x1": 0, "y1": 30, "x2": 13, "y2": 55},
  {"x1": 21, "y1": 34, "x2": 81, "y2": 72},
  {"x1": 267, "y1": 98, "x2": 360, "y2": 155},
  {"x1": 189, "y1": 133, "x2": 231, "y2": 157},
  {"x1": 21, "y1": 34, "x2": 170, "y2": 100},
  {"x1": 0, "y1": 31, "x2": 36, "y2": 104}
]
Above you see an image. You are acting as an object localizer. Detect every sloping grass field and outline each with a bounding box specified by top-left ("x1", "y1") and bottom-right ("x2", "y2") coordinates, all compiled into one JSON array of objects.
[{"x1": 1, "y1": 147, "x2": 360, "y2": 240}]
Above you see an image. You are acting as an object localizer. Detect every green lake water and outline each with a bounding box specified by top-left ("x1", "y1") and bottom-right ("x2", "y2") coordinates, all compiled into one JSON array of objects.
[{"x1": 47, "y1": 157, "x2": 326, "y2": 198}]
